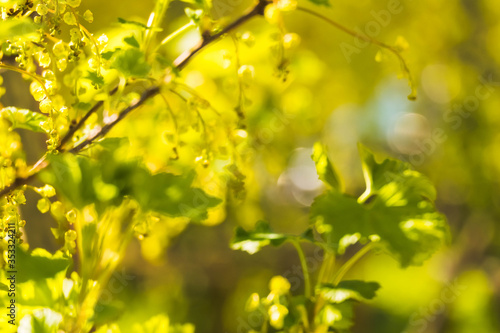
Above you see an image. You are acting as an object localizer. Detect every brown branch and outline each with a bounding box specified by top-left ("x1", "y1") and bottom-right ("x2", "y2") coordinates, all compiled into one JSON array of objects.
[
  {"x1": 0, "y1": 174, "x2": 38, "y2": 197},
  {"x1": 0, "y1": 0, "x2": 269, "y2": 198},
  {"x1": 68, "y1": 86, "x2": 160, "y2": 153},
  {"x1": 57, "y1": 86, "x2": 118, "y2": 150},
  {"x1": 174, "y1": 0, "x2": 269, "y2": 70}
]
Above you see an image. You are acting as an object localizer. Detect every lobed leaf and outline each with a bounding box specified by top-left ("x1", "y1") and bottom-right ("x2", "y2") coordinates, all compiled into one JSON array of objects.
[
  {"x1": 84, "y1": 71, "x2": 105, "y2": 88},
  {"x1": 117, "y1": 17, "x2": 149, "y2": 29},
  {"x1": 230, "y1": 220, "x2": 287, "y2": 254},
  {"x1": 319, "y1": 301, "x2": 355, "y2": 331},
  {"x1": 123, "y1": 35, "x2": 140, "y2": 48},
  {"x1": 311, "y1": 144, "x2": 450, "y2": 267},
  {"x1": 312, "y1": 142, "x2": 343, "y2": 191},
  {"x1": 1, "y1": 107, "x2": 48, "y2": 133},
  {"x1": 19, "y1": 308, "x2": 64, "y2": 333},
  {"x1": 17, "y1": 247, "x2": 70, "y2": 283},
  {"x1": 318, "y1": 280, "x2": 381, "y2": 303},
  {"x1": 110, "y1": 48, "x2": 151, "y2": 79},
  {"x1": 357, "y1": 142, "x2": 436, "y2": 203},
  {"x1": 0, "y1": 17, "x2": 38, "y2": 42},
  {"x1": 40, "y1": 150, "x2": 221, "y2": 222}
]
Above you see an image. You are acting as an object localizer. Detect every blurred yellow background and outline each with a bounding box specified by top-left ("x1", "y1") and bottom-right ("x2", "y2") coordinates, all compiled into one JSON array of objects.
[{"x1": 4, "y1": 0, "x2": 499, "y2": 332}]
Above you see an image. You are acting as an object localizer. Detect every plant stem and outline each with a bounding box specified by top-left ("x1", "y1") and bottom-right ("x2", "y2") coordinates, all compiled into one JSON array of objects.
[
  {"x1": 144, "y1": 0, "x2": 170, "y2": 56},
  {"x1": 159, "y1": 22, "x2": 194, "y2": 47},
  {"x1": 76, "y1": 18, "x2": 101, "y2": 76},
  {"x1": 57, "y1": 85, "x2": 118, "y2": 150},
  {"x1": 173, "y1": 0, "x2": 270, "y2": 70},
  {"x1": 296, "y1": 6, "x2": 416, "y2": 100},
  {"x1": 317, "y1": 248, "x2": 335, "y2": 284},
  {"x1": 0, "y1": 62, "x2": 51, "y2": 107},
  {"x1": 332, "y1": 242, "x2": 376, "y2": 285},
  {"x1": 313, "y1": 248, "x2": 335, "y2": 321},
  {"x1": 291, "y1": 239, "x2": 312, "y2": 298},
  {"x1": 68, "y1": 85, "x2": 160, "y2": 153},
  {"x1": 0, "y1": 0, "x2": 270, "y2": 198}
]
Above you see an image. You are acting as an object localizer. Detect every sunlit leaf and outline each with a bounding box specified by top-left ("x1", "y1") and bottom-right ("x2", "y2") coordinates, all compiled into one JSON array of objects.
[
  {"x1": 1, "y1": 107, "x2": 48, "y2": 133},
  {"x1": 318, "y1": 280, "x2": 381, "y2": 303},
  {"x1": 312, "y1": 142, "x2": 343, "y2": 191},
  {"x1": 110, "y1": 48, "x2": 151, "y2": 78},
  {"x1": 19, "y1": 308, "x2": 64, "y2": 333},
  {"x1": 84, "y1": 71, "x2": 105, "y2": 88},
  {"x1": 117, "y1": 17, "x2": 148, "y2": 29},
  {"x1": 40, "y1": 151, "x2": 221, "y2": 222},
  {"x1": 311, "y1": 144, "x2": 449, "y2": 267},
  {"x1": 319, "y1": 301, "x2": 354, "y2": 330},
  {"x1": 123, "y1": 35, "x2": 140, "y2": 48},
  {"x1": 17, "y1": 247, "x2": 70, "y2": 283},
  {"x1": 357, "y1": 143, "x2": 436, "y2": 204},
  {"x1": 0, "y1": 282, "x2": 9, "y2": 292},
  {"x1": 230, "y1": 220, "x2": 287, "y2": 254},
  {"x1": 0, "y1": 17, "x2": 38, "y2": 42}
]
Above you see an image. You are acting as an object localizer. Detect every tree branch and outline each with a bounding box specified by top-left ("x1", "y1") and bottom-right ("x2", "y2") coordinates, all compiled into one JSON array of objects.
[
  {"x1": 58, "y1": 86, "x2": 118, "y2": 150},
  {"x1": 68, "y1": 86, "x2": 160, "y2": 153},
  {"x1": 174, "y1": 0, "x2": 269, "y2": 70},
  {"x1": 0, "y1": 0, "x2": 269, "y2": 198}
]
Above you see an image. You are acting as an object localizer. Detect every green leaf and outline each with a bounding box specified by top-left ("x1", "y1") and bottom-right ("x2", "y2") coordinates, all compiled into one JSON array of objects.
[
  {"x1": 230, "y1": 221, "x2": 287, "y2": 254},
  {"x1": 184, "y1": 8, "x2": 203, "y2": 25},
  {"x1": 110, "y1": 48, "x2": 151, "y2": 79},
  {"x1": 84, "y1": 71, "x2": 104, "y2": 88},
  {"x1": 123, "y1": 35, "x2": 140, "y2": 48},
  {"x1": 370, "y1": 203, "x2": 448, "y2": 267},
  {"x1": 226, "y1": 164, "x2": 246, "y2": 200},
  {"x1": 311, "y1": 144, "x2": 450, "y2": 267},
  {"x1": 311, "y1": 191, "x2": 369, "y2": 246},
  {"x1": 17, "y1": 247, "x2": 70, "y2": 283},
  {"x1": 230, "y1": 220, "x2": 317, "y2": 254},
  {"x1": 357, "y1": 143, "x2": 436, "y2": 203},
  {"x1": 93, "y1": 301, "x2": 125, "y2": 326},
  {"x1": 20, "y1": 308, "x2": 64, "y2": 333},
  {"x1": 155, "y1": 54, "x2": 180, "y2": 76},
  {"x1": 318, "y1": 280, "x2": 380, "y2": 303},
  {"x1": 93, "y1": 137, "x2": 129, "y2": 151},
  {"x1": 0, "y1": 282, "x2": 9, "y2": 292},
  {"x1": 1, "y1": 107, "x2": 48, "y2": 133},
  {"x1": 319, "y1": 301, "x2": 354, "y2": 330},
  {"x1": 132, "y1": 170, "x2": 221, "y2": 222},
  {"x1": 0, "y1": 17, "x2": 38, "y2": 42},
  {"x1": 40, "y1": 153, "x2": 92, "y2": 209},
  {"x1": 300, "y1": 227, "x2": 315, "y2": 243},
  {"x1": 312, "y1": 142, "x2": 342, "y2": 191},
  {"x1": 40, "y1": 151, "x2": 221, "y2": 222},
  {"x1": 73, "y1": 102, "x2": 92, "y2": 111},
  {"x1": 117, "y1": 17, "x2": 148, "y2": 30},
  {"x1": 306, "y1": 0, "x2": 331, "y2": 7},
  {"x1": 101, "y1": 50, "x2": 116, "y2": 60}
]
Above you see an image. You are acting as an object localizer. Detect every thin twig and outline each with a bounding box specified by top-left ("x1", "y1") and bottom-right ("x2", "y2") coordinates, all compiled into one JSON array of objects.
[
  {"x1": 296, "y1": 6, "x2": 417, "y2": 100},
  {"x1": 68, "y1": 86, "x2": 161, "y2": 153},
  {"x1": 57, "y1": 85, "x2": 119, "y2": 149},
  {"x1": 174, "y1": 0, "x2": 269, "y2": 70},
  {"x1": 0, "y1": 0, "x2": 270, "y2": 198}
]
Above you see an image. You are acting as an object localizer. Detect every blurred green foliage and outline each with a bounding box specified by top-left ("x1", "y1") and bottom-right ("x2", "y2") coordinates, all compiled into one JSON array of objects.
[{"x1": 0, "y1": 0, "x2": 499, "y2": 332}]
